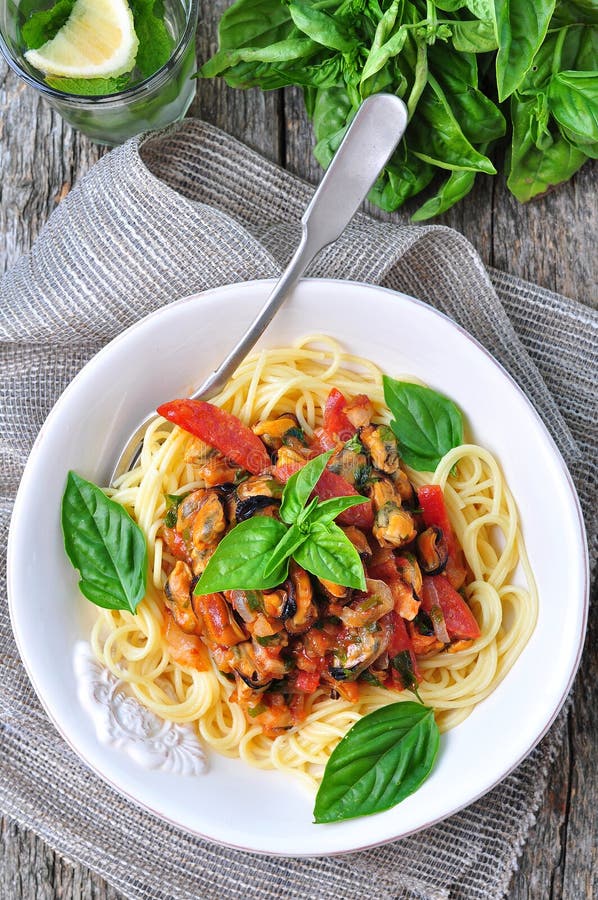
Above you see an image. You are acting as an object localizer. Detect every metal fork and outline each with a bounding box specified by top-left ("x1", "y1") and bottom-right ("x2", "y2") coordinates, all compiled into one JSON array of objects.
[{"x1": 110, "y1": 93, "x2": 408, "y2": 484}]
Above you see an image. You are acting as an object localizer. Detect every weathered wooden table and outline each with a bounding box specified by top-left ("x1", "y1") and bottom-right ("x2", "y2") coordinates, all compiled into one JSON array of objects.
[{"x1": 1, "y1": 4, "x2": 596, "y2": 896}]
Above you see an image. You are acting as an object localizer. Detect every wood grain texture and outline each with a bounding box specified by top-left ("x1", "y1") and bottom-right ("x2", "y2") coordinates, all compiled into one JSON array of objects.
[{"x1": 1, "y1": 10, "x2": 596, "y2": 898}]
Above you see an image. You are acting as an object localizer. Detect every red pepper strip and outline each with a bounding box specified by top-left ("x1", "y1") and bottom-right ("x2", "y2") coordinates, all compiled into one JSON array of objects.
[
  {"x1": 421, "y1": 575, "x2": 481, "y2": 641},
  {"x1": 323, "y1": 388, "x2": 357, "y2": 442},
  {"x1": 295, "y1": 670, "x2": 321, "y2": 693},
  {"x1": 387, "y1": 611, "x2": 421, "y2": 684},
  {"x1": 272, "y1": 460, "x2": 304, "y2": 483},
  {"x1": 310, "y1": 426, "x2": 338, "y2": 453},
  {"x1": 417, "y1": 484, "x2": 467, "y2": 589},
  {"x1": 157, "y1": 399, "x2": 271, "y2": 475}
]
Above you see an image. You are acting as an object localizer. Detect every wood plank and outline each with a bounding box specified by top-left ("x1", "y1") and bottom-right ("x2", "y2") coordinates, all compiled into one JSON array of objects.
[
  {"x1": 0, "y1": 67, "x2": 105, "y2": 275},
  {"x1": 0, "y1": 819, "x2": 122, "y2": 900},
  {"x1": 190, "y1": 0, "x2": 282, "y2": 162}
]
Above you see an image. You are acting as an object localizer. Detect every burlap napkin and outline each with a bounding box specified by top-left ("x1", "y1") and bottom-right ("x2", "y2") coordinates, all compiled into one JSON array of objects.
[{"x1": 1, "y1": 119, "x2": 596, "y2": 900}]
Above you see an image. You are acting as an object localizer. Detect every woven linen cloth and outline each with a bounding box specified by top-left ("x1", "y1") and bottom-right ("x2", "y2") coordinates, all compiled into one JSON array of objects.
[{"x1": 1, "y1": 119, "x2": 596, "y2": 900}]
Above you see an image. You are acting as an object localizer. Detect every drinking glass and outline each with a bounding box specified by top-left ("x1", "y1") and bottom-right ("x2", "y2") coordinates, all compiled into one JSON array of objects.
[{"x1": 0, "y1": 0, "x2": 199, "y2": 145}]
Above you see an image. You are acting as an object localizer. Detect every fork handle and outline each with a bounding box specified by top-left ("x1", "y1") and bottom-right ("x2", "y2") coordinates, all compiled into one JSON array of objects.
[{"x1": 192, "y1": 93, "x2": 408, "y2": 401}]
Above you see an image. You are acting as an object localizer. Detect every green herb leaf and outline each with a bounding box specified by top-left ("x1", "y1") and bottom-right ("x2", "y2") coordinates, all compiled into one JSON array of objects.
[
  {"x1": 255, "y1": 634, "x2": 282, "y2": 647},
  {"x1": 22, "y1": 0, "x2": 76, "y2": 49},
  {"x1": 262, "y1": 523, "x2": 305, "y2": 577},
  {"x1": 195, "y1": 516, "x2": 289, "y2": 593},
  {"x1": 279, "y1": 451, "x2": 332, "y2": 524},
  {"x1": 449, "y1": 19, "x2": 497, "y2": 54},
  {"x1": 61, "y1": 471, "x2": 147, "y2": 613},
  {"x1": 506, "y1": 93, "x2": 587, "y2": 202},
  {"x1": 129, "y1": 0, "x2": 174, "y2": 79},
  {"x1": 164, "y1": 492, "x2": 188, "y2": 528},
  {"x1": 493, "y1": 0, "x2": 557, "y2": 102},
  {"x1": 411, "y1": 168, "x2": 478, "y2": 221},
  {"x1": 382, "y1": 376, "x2": 464, "y2": 472},
  {"x1": 314, "y1": 701, "x2": 439, "y2": 823},
  {"x1": 307, "y1": 495, "x2": 368, "y2": 527},
  {"x1": 288, "y1": 1, "x2": 357, "y2": 53},
  {"x1": 548, "y1": 70, "x2": 598, "y2": 145},
  {"x1": 201, "y1": 37, "x2": 318, "y2": 78},
  {"x1": 44, "y1": 74, "x2": 132, "y2": 95},
  {"x1": 390, "y1": 651, "x2": 419, "y2": 692},
  {"x1": 294, "y1": 522, "x2": 366, "y2": 590},
  {"x1": 410, "y1": 75, "x2": 497, "y2": 174}
]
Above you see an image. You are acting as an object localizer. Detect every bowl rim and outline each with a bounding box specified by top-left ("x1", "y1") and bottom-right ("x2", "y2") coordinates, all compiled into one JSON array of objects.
[{"x1": 7, "y1": 276, "x2": 590, "y2": 856}]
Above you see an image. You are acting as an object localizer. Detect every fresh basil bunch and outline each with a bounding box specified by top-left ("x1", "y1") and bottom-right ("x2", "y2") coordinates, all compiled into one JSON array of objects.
[
  {"x1": 195, "y1": 451, "x2": 368, "y2": 594},
  {"x1": 200, "y1": 0, "x2": 596, "y2": 217}
]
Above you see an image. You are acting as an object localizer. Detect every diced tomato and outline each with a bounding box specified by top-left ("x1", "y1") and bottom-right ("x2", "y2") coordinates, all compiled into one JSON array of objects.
[
  {"x1": 157, "y1": 399, "x2": 271, "y2": 475},
  {"x1": 160, "y1": 526, "x2": 190, "y2": 562},
  {"x1": 421, "y1": 575, "x2": 481, "y2": 641},
  {"x1": 387, "y1": 611, "x2": 421, "y2": 681},
  {"x1": 295, "y1": 670, "x2": 321, "y2": 693},
  {"x1": 315, "y1": 469, "x2": 374, "y2": 527},
  {"x1": 164, "y1": 616, "x2": 210, "y2": 670},
  {"x1": 367, "y1": 547, "x2": 398, "y2": 581},
  {"x1": 417, "y1": 484, "x2": 467, "y2": 589},
  {"x1": 323, "y1": 388, "x2": 356, "y2": 442}
]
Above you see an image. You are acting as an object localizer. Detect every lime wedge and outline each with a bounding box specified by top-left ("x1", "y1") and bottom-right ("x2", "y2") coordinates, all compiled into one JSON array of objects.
[{"x1": 25, "y1": 0, "x2": 138, "y2": 79}]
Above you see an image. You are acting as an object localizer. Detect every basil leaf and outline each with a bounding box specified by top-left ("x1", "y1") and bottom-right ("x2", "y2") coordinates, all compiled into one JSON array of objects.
[
  {"x1": 195, "y1": 516, "x2": 289, "y2": 593},
  {"x1": 61, "y1": 472, "x2": 147, "y2": 614},
  {"x1": 314, "y1": 701, "x2": 439, "y2": 823},
  {"x1": 262, "y1": 523, "x2": 305, "y2": 578},
  {"x1": 548, "y1": 71, "x2": 598, "y2": 145},
  {"x1": 493, "y1": 0, "x2": 557, "y2": 102},
  {"x1": 449, "y1": 19, "x2": 497, "y2": 54},
  {"x1": 307, "y1": 495, "x2": 368, "y2": 527},
  {"x1": 507, "y1": 94, "x2": 588, "y2": 202},
  {"x1": 201, "y1": 37, "x2": 318, "y2": 78},
  {"x1": 294, "y1": 522, "x2": 366, "y2": 590},
  {"x1": 218, "y1": 0, "x2": 293, "y2": 50},
  {"x1": 288, "y1": 1, "x2": 358, "y2": 53},
  {"x1": 382, "y1": 376, "x2": 464, "y2": 472},
  {"x1": 411, "y1": 168, "x2": 478, "y2": 221},
  {"x1": 410, "y1": 76, "x2": 496, "y2": 174},
  {"x1": 280, "y1": 451, "x2": 332, "y2": 524},
  {"x1": 369, "y1": 147, "x2": 435, "y2": 212}
]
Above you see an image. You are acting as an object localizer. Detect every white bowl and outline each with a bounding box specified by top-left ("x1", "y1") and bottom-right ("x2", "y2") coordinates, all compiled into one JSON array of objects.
[{"x1": 7, "y1": 279, "x2": 589, "y2": 855}]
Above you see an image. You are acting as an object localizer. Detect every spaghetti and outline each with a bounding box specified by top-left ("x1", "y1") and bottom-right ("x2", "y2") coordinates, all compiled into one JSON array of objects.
[{"x1": 90, "y1": 336, "x2": 537, "y2": 788}]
